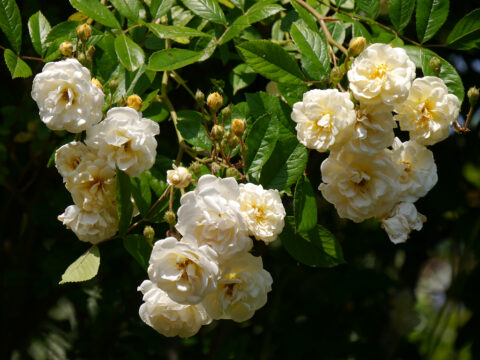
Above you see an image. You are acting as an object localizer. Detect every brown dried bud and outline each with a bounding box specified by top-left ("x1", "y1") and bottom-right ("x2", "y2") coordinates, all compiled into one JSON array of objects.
[
  {"x1": 76, "y1": 23, "x2": 92, "y2": 43},
  {"x1": 207, "y1": 92, "x2": 223, "y2": 112},
  {"x1": 231, "y1": 118, "x2": 246, "y2": 137},
  {"x1": 211, "y1": 125, "x2": 224, "y2": 141},
  {"x1": 59, "y1": 41, "x2": 73, "y2": 57},
  {"x1": 91, "y1": 78, "x2": 103, "y2": 91},
  {"x1": 126, "y1": 94, "x2": 142, "y2": 111},
  {"x1": 348, "y1": 36, "x2": 367, "y2": 56},
  {"x1": 163, "y1": 211, "x2": 176, "y2": 226}
]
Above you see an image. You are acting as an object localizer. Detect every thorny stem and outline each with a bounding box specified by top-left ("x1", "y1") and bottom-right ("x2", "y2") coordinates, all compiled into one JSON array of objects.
[{"x1": 455, "y1": 105, "x2": 474, "y2": 133}]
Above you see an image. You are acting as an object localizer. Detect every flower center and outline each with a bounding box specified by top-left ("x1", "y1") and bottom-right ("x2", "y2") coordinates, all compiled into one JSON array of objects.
[
  {"x1": 60, "y1": 87, "x2": 76, "y2": 104},
  {"x1": 417, "y1": 101, "x2": 434, "y2": 128},
  {"x1": 401, "y1": 160, "x2": 412, "y2": 173},
  {"x1": 370, "y1": 64, "x2": 388, "y2": 79}
]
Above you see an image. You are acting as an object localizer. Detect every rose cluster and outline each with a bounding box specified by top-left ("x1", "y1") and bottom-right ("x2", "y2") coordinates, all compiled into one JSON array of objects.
[
  {"x1": 291, "y1": 43, "x2": 460, "y2": 244},
  {"x1": 138, "y1": 175, "x2": 286, "y2": 337},
  {"x1": 31, "y1": 59, "x2": 160, "y2": 244}
]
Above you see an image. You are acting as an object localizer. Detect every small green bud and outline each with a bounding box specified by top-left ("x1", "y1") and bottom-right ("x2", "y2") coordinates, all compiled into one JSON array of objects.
[
  {"x1": 189, "y1": 161, "x2": 202, "y2": 176},
  {"x1": 143, "y1": 225, "x2": 155, "y2": 242},
  {"x1": 76, "y1": 23, "x2": 92, "y2": 43},
  {"x1": 468, "y1": 86, "x2": 480, "y2": 107},
  {"x1": 211, "y1": 125, "x2": 224, "y2": 141},
  {"x1": 221, "y1": 106, "x2": 232, "y2": 122},
  {"x1": 109, "y1": 79, "x2": 119, "y2": 92},
  {"x1": 226, "y1": 167, "x2": 242, "y2": 180},
  {"x1": 77, "y1": 52, "x2": 89, "y2": 67},
  {"x1": 195, "y1": 89, "x2": 205, "y2": 106},
  {"x1": 429, "y1": 57, "x2": 442, "y2": 76},
  {"x1": 163, "y1": 211, "x2": 176, "y2": 226},
  {"x1": 227, "y1": 134, "x2": 240, "y2": 148},
  {"x1": 330, "y1": 66, "x2": 344, "y2": 83}
]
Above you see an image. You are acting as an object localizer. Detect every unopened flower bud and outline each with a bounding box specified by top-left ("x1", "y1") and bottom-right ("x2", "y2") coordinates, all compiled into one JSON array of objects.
[
  {"x1": 221, "y1": 106, "x2": 232, "y2": 122},
  {"x1": 59, "y1": 41, "x2": 73, "y2": 57},
  {"x1": 429, "y1": 56, "x2": 442, "y2": 76},
  {"x1": 211, "y1": 125, "x2": 224, "y2": 141},
  {"x1": 210, "y1": 162, "x2": 221, "y2": 174},
  {"x1": 143, "y1": 225, "x2": 155, "y2": 242},
  {"x1": 126, "y1": 94, "x2": 142, "y2": 111},
  {"x1": 468, "y1": 86, "x2": 479, "y2": 107},
  {"x1": 109, "y1": 79, "x2": 119, "y2": 92},
  {"x1": 77, "y1": 52, "x2": 89, "y2": 67},
  {"x1": 231, "y1": 118, "x2": 246, "y2": 137},
  {"x1": 76, "y1": 23, "x2": 92, "y2": 43},
  {"x1": 195, "y1": 89, "x2": 205, "y2": 106},
  {"x1": 167, "y1": 166, "x2": 192, "y2": 188},
  {"x1": 207, "y1": 92, "x2": 223, "y2": 112},
  {"x1": 226, "y1": 167, "x2": 242, "y2": 180},
  {"x1": 163, "y1": 211, "x2": 176, "y2": 225},
  {"x1": 348, "y1": 36, "x2": 367, "y2": 56},
  {"x1": 189, "y1": 161, "x2": 202, "y2": 176},
  {"x1": 91, "y1": 78, "x2": 103, "y2": 91},
  {"x1": 228, "y1": 134, "x2": 240, "y2": 148},
  {"x1": 330, "y1": 66, "x2": 344, "y2": 82}
]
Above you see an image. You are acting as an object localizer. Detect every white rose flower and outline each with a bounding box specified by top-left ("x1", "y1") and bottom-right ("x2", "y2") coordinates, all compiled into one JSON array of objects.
[
  {"x1": 291, "y1": 89, "x2": 356, "y2": 152},
  {"x1": 344, "y1": 104, "x2": 396, "y2": 156},
  {"x1": 202, "y1": 252, "x2": 272, "y2": 323},
  {"x1": 176, "y1": 175, "x2": 252, "y2": 258},
  {"x1": 347, "y1": 43, "x2": 416, "y2": 106},
  {"x1": 167, "y1": 165, "x2": 192, "y2": 189},
  {"x1": 381, "y1": 202, "x2": 426, "y2": 244},
  {"x1": 394, "y1": 76, "x2": 460, "y2": 145},
  {"x1": 55, "y1": 141, "x2": 91, "y2": 182},
  {"x1": 58, "y1": 204, "x2": 118, "y2": 244},
  {"x1": 31, "y1": 58, "x2": 104, "y2": 133},
  {"x1": 85, "y1": 107, "x2": 160, "y2": 177},
  {"x1": 148, "y1": 237, "x2": 219, "y2": 305},
  {"x1": 390, "y1": 138, "x2": 438, "y2": 202},
  {"x1": 319, "y1": 149, "x2": 400, "y2": 222},
  {"x1": 65, "y1": 153, "x2": 116, "y2": 212},
  {"x1": 138, "y1": 280, "x2": 211, "y2": 338},
  {"x1": 238, "y1": 183, "x2": 285, "y2": 244}
]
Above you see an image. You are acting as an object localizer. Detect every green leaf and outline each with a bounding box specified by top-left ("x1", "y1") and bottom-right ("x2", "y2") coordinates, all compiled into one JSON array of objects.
[
  {"x1": 69, "y1": 0, "x2": 121, "y2": 28},
  {"x1": 403, "y1": 45, "x2": 464, "y2": 104},
  {"x1": 123, "y1": 234, "x2": 151, "y2": 270},
  {"x1": 0, "y1": 0, "x2": 22, "y2": 52},
  {"x1": 259, "y1": 136, "x2": 308, "y2": 191},
  {"x1": 352, "y1": 22, "x2": 371, "y2": 40},
  {"x1": 59, "y1": 247, "x2": 100, "y2": 284},
  {"x1": 446, "y1": 8, "x2": 480, "y2": 50},
  {"x1": 4, "y1": 49, "x2": 32, "y2": 79},
  {"x1": 355, "y1": 0, "x2": 380, "y2": 18},
  {"x1": 291, "y1": 0, "x2": 317, "y2": 31},
  {"x1": 230, "y1": 63, "x2": 256, "y2": 95},
  {"x1": 326, "y1": 21, "x2": 346, "y2": 52},
  {"x1": 177, "y1": 110, "x2": 212, "y2": 150},
  {"x1": 276, "y1": 82, "x2": 309, "y2": 106},
  {"x1": 150, "y1": 0, "x2": 176, "y2": 18},
  {"x1": 116, "y1": 167, "x2": 133, "y2": 236},
  {"x1": 140, "y1": 89, "x2": 159, "y2": 112},
  {"x1": 246, "y1": 2, "x2": 284, "y2": 24},
  {"x1": 114, "y1": 34, "x2": 145, "y2": 72},
  {"x1": 236, "y1": 40, "x2": 305, "y2": 85},
  {"x1": 245, "y1": 114, "x2": 279, "y2": 181},
  {"x1": 27, "y1": 11, "x2": 51, "y2": 56},
  {"x1": 290, "y1": 22, "x2": 330, "y2": 81},
  {"x1": 130, "y1": 172, "x2": 152, "y2": 218},
  {"x1": 219, "y1": 15, "x2": 249, "y2": 44},
  {"x1": 147, "y1": 48, "x2": 202, "y2": 71},
  {"x1": 110, "y1": 0, "x2": 145, "y2": 22},
  {"x1": 181, "y1": 0, "x2": 227, "y2": 25},
  {"x1": 416, "y1": 0, "x2": 449, "y2": 43},
  {"x1": 143, "y1": 102, "x2": 169, "y2": 122},
  {"x1": 245, "y1": 91, "x2": 296, "y2": 139},
  {"x1": 147, "y1": 23, "x2": 211, "y2": 40},
  {"x1": 294, "y1": 176, "x2": 317, "y2": 232},
  {"x1": 388, "y1": 0, "x2": 415, "y2": 32},
  {"x1": 281, "y1": 217, "x2": 345, "y2": 268}
]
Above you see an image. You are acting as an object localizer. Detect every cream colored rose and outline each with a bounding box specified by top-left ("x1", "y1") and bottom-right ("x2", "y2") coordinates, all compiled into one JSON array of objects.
[
  {"x1": 58, "y1": 204, "x2": 118, "y2": 244},
  {"x1": 176, "y1": 175, "x2": 252, "y2": 258},
  {"x1": 85, "y1": 107, "x2": 160, "y2": 177},
  {"x1": 390, "y1": 138, "x2": 438, "y2": 202},
  {"x1": 31, "y1": 59, "x2": 104, "y2": 133},
  {"x1": 291, "y1": 89, "x2": 356, "y2": 152},
  {"x1": 65, "y1": 154, "x2": 116, "y2": 212},
  {"x1": 55, "y1": 141, "x2": 91, "y2": 182},
  {"x1": 167, "y1": 165, "x2": 192, "y2": 189},
  {"x1": 148, "y1": 237, "x2": 219, "y2": 305},
  {"x1": 381, "y1": 202, "x2": 426, "y2": 244},
  {"x1": 238, "y1": 183, "x2": 285, "y2": 244},
  {"x1": 319, "y1": 149, "x2": 400, "y2": 222},
  {"x1": 138, "y1": 280, "x2": 211, "y2": 338},
  {"x1": 344, "y1": 104, "x2": 396, "y2": 156},
  {"x1": 202, "y1": 252, "x2": 272, "y2": 322},
  {"x1": 348, "y1": 43, "x2": 416, "y2": 106},
  {"x1": 394, "y1": 76, "x2": 460, "y2": 145}
]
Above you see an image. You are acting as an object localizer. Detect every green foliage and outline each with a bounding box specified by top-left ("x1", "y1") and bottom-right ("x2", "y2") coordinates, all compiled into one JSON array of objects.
[
  {"x1": 69, "y1": 0, "x2": 121, "y2": 28},
  {"x1": 0, "y1": 0, "x2": 22, "y2": 52},
  {"x1": 116, "y1": 167, "x2": 133, "y2": 236},
  {"x1": 4, "y1": 49, "x2": 32, "y2": 78},
  {"x1": 177, "y1": 110, "x2": 212, "y2": 150},
  {"x1": 294, "y1": 176, "x2": 317, "y2": 233},
  {"x1": 180, "y1": 0, "x2": 227, "y2": 25},
  {"x1": 355, "y1": 0, "x2": 380, "y2": 18},
  {"x1": 59, "y1": 247, "x2": 101, "y2": 284},
  {"x1": 230, "y1": 63, "x2": 256, "y2": 95},
  {"x1": 123, "y1": 234, "x2": 151, "y2": 270},
  {"x1": 388, "y1": 0, "x2": 415, "y2": 32},
  {"x1": 147, "y1": 23, "x2": 211, "y2": 39},
  {"x1": 130, "y1": 172, "x2": 152, "y2": 218},
  {"x1": 114, "y1": 34, "x2": 145, "y2": 72},
  {"x1": 110, "y1": 0, "x2": 145, "y2": 22},
  {"x1": 27, "y1": 11, "x2": 51, "y2": 56},
  {"x1": 446, "y1": 9, "x2": 480, "y2": 50},
  {"x1": 415, "y1": 0, "x2": 449, "y2": 43},
  {"x1": 147, "y1": 48, "x2": 202, "y2": 71}
]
